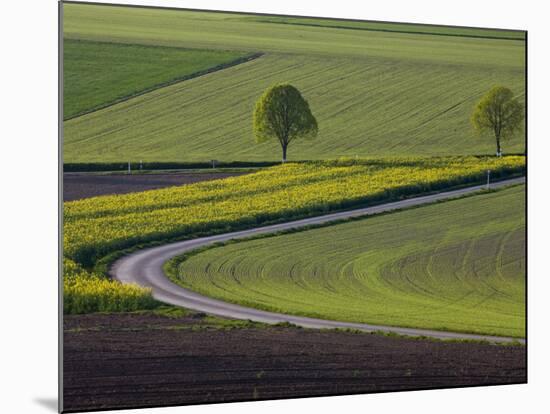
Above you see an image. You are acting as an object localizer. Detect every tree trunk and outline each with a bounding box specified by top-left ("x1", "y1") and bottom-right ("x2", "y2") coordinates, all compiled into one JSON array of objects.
[
  {"x1": 282, "y1": 143, "x2": 288, "y2": 163},
  {"x1": 496, "y1": 134, "x2": 502, "y2": 157}
]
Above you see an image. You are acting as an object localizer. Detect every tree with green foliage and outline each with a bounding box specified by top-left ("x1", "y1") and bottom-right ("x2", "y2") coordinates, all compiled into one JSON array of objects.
[
  {"x1": 253, "y1": 84, "x2": 318, "y2": 162},
  {"x1": 471, "y1": 86, "x2": 524, "y2": 157}
]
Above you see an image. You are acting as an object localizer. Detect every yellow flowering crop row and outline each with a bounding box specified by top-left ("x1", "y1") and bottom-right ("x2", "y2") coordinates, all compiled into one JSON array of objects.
[{"x1": 64, "y1": 156, "x2": 525, "y2": 266}]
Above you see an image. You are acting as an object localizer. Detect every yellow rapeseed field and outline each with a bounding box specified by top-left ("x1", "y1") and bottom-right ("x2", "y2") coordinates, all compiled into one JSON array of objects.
[{"x1": 63, "y1": 258, "x2": 157, "y2": 314}]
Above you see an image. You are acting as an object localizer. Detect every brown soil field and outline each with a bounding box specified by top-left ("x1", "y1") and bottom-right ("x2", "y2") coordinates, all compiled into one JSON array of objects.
[
  {"x1": 63, "y1": 171, "x2": 248, "y2": 201},
  {"x1": 63, "y1": 312, "x2": 526, "y2": 412}
]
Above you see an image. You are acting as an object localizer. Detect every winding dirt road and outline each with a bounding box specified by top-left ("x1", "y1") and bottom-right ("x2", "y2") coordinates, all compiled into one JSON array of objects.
[{"x1": 111, "y1": 177, "x2": 526, "y2": 344}]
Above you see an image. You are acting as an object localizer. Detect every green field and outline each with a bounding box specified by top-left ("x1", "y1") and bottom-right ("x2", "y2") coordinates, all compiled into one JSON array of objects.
[
  {"x1": 240, "y1": 15, "x2": 525, "y2": 40},
  {"x1": 63, "y1": 3, "x2": 525, "y2": 162},
  {"x1": 64, "y1": 39, "x2": 249, "y2": 119},
  {"x1": 172, "y1": 185, "x2": 525, "y2": 337},
  {"x1": 239, "y1": 16, "x2": 525, "y2": 40}
]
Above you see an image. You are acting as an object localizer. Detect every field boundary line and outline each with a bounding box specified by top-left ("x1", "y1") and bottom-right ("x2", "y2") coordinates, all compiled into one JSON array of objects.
[
  {"x1": 253, "y1": 19, "x2": 525, "y2": 41},
  {"x1": 64, "y1": 45, "x2": 263, "y2": 121}
]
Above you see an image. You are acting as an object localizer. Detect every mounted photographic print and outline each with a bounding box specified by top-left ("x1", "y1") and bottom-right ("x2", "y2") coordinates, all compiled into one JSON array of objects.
[{"x1": 60, "y1": 1, "x2": 527, "y2": 412}]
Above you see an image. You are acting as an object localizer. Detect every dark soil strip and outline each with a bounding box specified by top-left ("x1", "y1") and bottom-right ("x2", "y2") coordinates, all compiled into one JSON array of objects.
[
  {"x1": 63, "y1": 172, "x2": 249, "y2": 201},
  {"x1": 63, "y1": 313, "x2": 526, "y2": 412}
]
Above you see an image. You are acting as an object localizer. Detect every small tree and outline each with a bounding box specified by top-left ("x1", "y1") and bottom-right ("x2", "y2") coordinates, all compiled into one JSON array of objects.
[
  {"x1": 253, "y1": 83, "x2": 318, "y2": 162},
  {"x1": 471, "y1": 86, "x2": 524, "y2": 157}
]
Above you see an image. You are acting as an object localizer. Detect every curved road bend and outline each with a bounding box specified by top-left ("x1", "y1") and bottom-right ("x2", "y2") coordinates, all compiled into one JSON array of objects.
[{"x1": 112, "y1": 177, "x2": 526, "y2": 344}]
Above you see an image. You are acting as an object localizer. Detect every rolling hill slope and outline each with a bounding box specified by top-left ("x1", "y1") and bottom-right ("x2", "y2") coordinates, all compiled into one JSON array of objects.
[
  {"x1": 63, "y1": 3, "x2": 525, "y2": 162},
  {"x1": 64, "y1": 39, "x2": 251, "y2": 119},
  {"x1": 173, "y1": 184, "x2": 525, "y2": 337}
]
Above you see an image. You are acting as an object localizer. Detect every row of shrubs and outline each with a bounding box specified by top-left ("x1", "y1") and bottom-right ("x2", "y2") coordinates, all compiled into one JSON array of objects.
[{"x1": 63, "y1": 160, "x2": 282, "y2": 172}]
